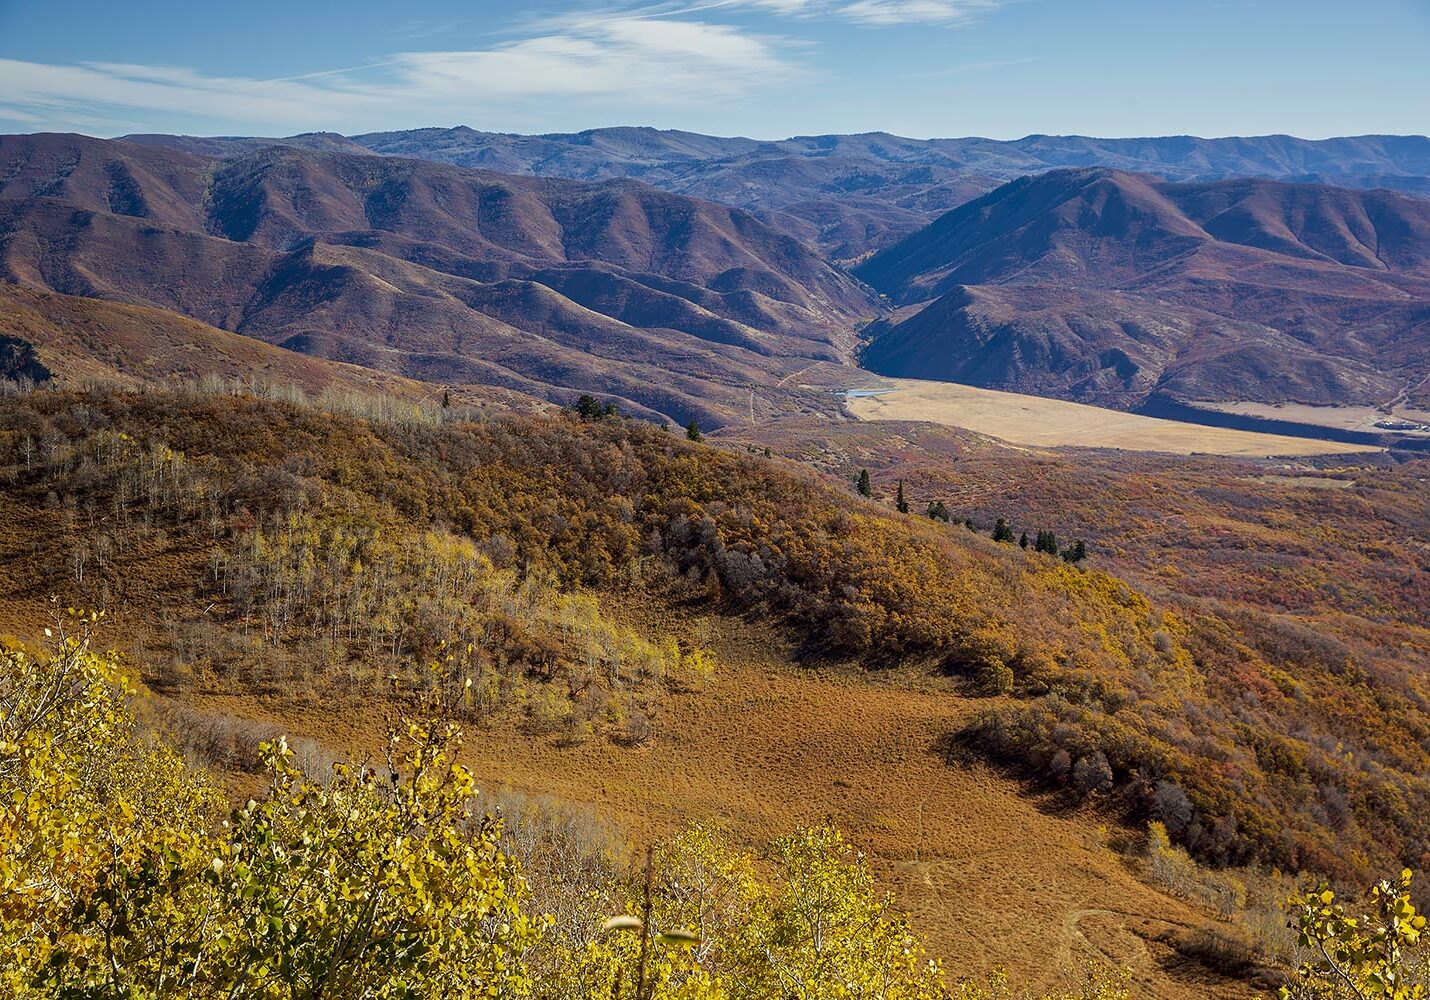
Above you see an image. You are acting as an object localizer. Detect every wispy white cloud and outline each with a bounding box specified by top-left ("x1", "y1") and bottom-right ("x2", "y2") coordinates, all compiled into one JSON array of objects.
[
  {"x1": 0, "y1": 58, "x2": 385, "y2": 132},
  {"x1": 698, "y1": 0, "x2": 1011, "y2": 25},
  {"x1": 835, "y1": 0, "x2": 1007, "y2": 25},
  {"x1": 0, "y1": 0, "x2": 1009, "y2": 135},
  {"x1": 0, "y1": 11, "x2": 803, "y2": 135}
]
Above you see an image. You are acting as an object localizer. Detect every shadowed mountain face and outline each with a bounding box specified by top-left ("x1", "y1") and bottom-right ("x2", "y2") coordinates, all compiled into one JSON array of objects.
[
  {"x1": 854, "y1": 169, "x2": 1430, "y2": 409},
  {"x1": 0, "y1": 133, "x2": 875, "y2": 427},
  {"x1": 216, "y1": 128, "x2": 1430, "y2": 256},
  {"x1": 8, "y1": 131, "x2": 1430, "y2": 419},
  {"x1": 122, "y1": 127, "x2": 1430, "y2": 260}
]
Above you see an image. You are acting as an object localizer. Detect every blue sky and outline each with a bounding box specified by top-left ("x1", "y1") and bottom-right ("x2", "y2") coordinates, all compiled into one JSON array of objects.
[{"x1": 0, "y1": 0, "x2": 1426, "y2": 140}]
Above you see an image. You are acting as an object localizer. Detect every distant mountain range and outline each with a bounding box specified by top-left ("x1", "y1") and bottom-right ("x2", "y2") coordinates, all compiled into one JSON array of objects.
[
  {"x1": 123, "y1": 128, "x2": 1430, "y2": 260},
  {"x1": 3, "y1": 128, "x2": 1429, "y2": 432},
  {"x1": 856, "y1": 168, "x2": 1430, "y2": 410},
  {"x1": 0, "y1": 133, "x2": 872, "y2": 427}
]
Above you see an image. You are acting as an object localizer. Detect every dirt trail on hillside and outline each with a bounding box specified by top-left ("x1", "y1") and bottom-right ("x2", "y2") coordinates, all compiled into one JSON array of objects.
[{"x1": 189, "y1": 608, "x2": 1253, "y2": 999}]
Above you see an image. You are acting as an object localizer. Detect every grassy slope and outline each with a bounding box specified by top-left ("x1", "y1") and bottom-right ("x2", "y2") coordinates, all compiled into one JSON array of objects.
[
  {"x1": 1, "y1": 386, "x2": 1425, "y2": 997},
  {"x1": 0, "y1": 283, "x2": 548, "y2": 412},
  {"x1": 182, "y1": 604, "x2": 1252, "y2": 1000},
  {"x1": 726, "y1": 417, "x2": 1427, "y2": 635}
]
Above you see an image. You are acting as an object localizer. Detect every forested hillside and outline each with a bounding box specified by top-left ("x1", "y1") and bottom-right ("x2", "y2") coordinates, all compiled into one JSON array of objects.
[{"x1": 2, "y1": 383, "x2": 1426, "y2": 889}]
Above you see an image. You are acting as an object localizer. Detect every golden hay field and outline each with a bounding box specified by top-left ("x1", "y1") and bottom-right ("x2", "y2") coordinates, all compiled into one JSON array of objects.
[
  {"x1": 1199, "y1": 399, "x2": 1430, "y2": 434},
  {"x1": 185, "y1": 604, "x2": 1252, "y2": 1000},
  {"x1": 842, "y1": 377, "x2": 1377, "y2": 457}
]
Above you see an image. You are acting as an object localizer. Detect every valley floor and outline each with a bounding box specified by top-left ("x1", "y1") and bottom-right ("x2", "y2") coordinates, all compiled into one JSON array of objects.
[
  {"x1": 842, "y1": 377, "x2": 1378, "y2": 457},
  {"x1": 1194, "y1": 399, "x2": 1430, "y2": 436}
]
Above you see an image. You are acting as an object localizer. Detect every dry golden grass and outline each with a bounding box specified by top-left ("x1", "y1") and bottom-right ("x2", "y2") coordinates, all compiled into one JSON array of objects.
[
  {"x1": 844, "y1": 377, "x2": 1377, "y2": 457},
  {"x1": 181, "y1": 602, "x2": 1254, "y2": 1000},
  {"x1": 1200, "y1": 399, "x2": 1430, "y2": 434},
  {"x1": 0, "y1": 284, "x2": 546, "y2": 413}
]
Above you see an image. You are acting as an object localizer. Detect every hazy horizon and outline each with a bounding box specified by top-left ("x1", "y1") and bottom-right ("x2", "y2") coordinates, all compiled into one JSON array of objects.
[
  {"x1": 32, "y1": 124, "x2": 1430, "y2": 144},
  {"x1": 2, "y1": 0, "x2": 1427, "y2": 141}
]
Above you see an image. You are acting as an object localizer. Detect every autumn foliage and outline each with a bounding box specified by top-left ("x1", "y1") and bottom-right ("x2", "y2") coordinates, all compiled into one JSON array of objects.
[
  {"x1": 0, "y1": 385, "x2": 1426, "y2": 887},
  {"x1": 0, "y1": 622, "x2": 1142, "y2": 999}
]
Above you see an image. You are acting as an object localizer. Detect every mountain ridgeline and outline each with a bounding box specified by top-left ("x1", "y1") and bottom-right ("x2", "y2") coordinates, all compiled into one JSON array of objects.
[
  {"x1": 125, "y1": 127, "x2": 1430, "y2": 259},
  {"x1": 0, "y1": 133, "x2": 872, "y2": 429},
  {"x1": 3, "y1": 128, "x2": 1430, "y2": 423},
  {"x1": 855, "y1": 168, "x2": 1430, "y2": 410}
]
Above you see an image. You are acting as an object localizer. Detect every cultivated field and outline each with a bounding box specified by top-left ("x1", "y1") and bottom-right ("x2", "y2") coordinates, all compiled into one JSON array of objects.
[{"x1": 843, "y1": 377, "x2": 1377, "y2": 457}]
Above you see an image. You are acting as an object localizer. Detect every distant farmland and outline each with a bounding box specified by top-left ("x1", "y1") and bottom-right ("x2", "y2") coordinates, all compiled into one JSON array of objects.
[{"x1": 843, "y1": 378, "x2": 1378, "y2": 457}]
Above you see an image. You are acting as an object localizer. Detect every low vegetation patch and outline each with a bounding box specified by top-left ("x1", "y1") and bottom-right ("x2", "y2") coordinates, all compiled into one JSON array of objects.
[{"x1": 1, "y1": 618, "x2": 1147, "y2": 999}]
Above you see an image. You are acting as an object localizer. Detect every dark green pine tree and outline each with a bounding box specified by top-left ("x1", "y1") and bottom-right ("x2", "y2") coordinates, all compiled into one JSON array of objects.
[
  {"x1": 1035, "y1": 530, "x2": 1059, "y2": 557},
  {"x1": 926, "y1": 500, "x2": 950, "y2": 522},
  {"x1": 685, "y1": 419, "x2": 703, "y2": 442},
  {"x1": 857, "y1": 468, "x2": 872, "y2": 497},
  {"x1": 442, "y1": 390, "x2": 452, "y2": 409},
  {"x1": 603, "y1": 401, "x2": 619, "y2": 419},
  {"x1": 895, "y1": 479, "x2": 909, "y2": 514},
  {"x1": 574, "y1": 394, "x2": 601, "y2": 420},
  {"x1": 992, "y1": 517, "x2": 1015, "y2": 543},
  {"x1": 1019, "y1": 531, "x2": 1029, "y2": 549},
  {"x1": 1063, "y1": 539, "x2": 1088, "y2": 564}
]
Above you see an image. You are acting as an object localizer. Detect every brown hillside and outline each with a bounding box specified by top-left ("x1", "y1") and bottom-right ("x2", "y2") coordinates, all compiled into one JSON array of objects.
[
  {"x1": 0, "y1": 384, "x2": 1318, "y2": 998},
  {"x1": 1, "y1": 386, "x2": 1425, "y2": 890},
  {"x1": 856, "y1": 170, "x2": 1430, "y2": 409},
  {"x1": 0, "y1": 282, "x2": 508, "y2": 404},
  {"x1": 0, "y1": 135, "x2": 875, "y2": 428}
]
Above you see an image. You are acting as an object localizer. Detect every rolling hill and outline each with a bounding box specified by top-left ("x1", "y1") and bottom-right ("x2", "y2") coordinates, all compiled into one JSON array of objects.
[
  {"x1": 3, "y1": 379, "x2": 1428, "y2": 996},
  {"x1": 0, "y1": 282, "x2": 490, "y2": 403},
  {"x1": 0, "y1": 133, "x2": 874, "y2": 428},
  {"x1": 119, "y1": 128, "x2": 1430, "y2": 260},
  {"x1": 854, "y1": 169, "x2": 1430, "y2": 410},
  {"x1": 4, "y1": 126, "x2": 1430, "y2": 998},
  {"x1": 342, "y1": 129, "x2": 1430, "y2": 260},
  {"x1": 7, "y1": 132, "x2": 1429, "y2": 437}
]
